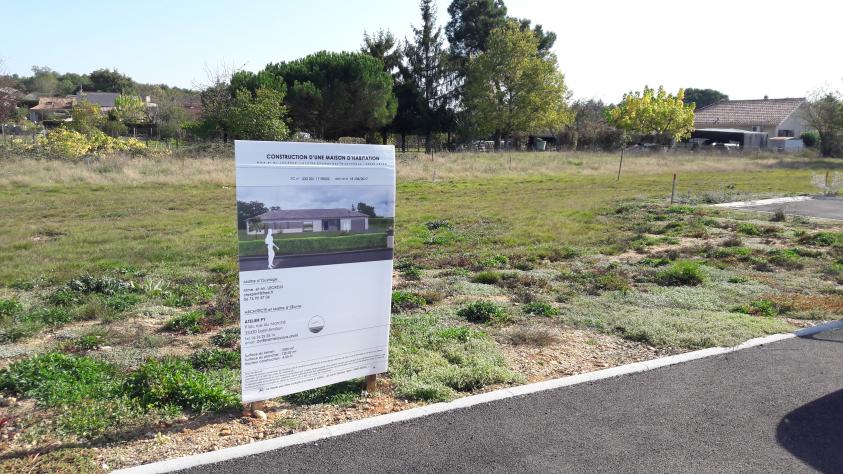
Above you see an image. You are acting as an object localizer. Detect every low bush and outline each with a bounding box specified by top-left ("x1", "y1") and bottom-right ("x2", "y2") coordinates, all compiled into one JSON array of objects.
[
  {"x1": 125, "y1": 358, "x2": 239, "y2": 413},
  {"x1": 767, "y1": 249, "x2": 804, "y2": 270},
  {"x1": 210, "y1": 327, "x2": 240, "y2": 348},
  {"x1": 522, "y1": 301, "x2": 560, "y2": 317},
  {"x1": 733, "y1": 299, "x2": 783, "y2": 318},
  {"x1": 478, "y1": 254, "x2": 508, "y2": 269},
  {"x1": 0, "y1": 298, "x2": 22, "y2": 319},
  {"x1": 722, "y1": 235, "x2": 743, "y2": 247},
  {"x1": 770, "y1": 208, "x2": 786, "y2": 222},
  {"x1": 163, "y1": 311, "x2": 205, "y2": 334},
  {"x1": 189, "y1": 348, "x2": 240, "y2": 371},
  {"x1": 457, "y1": 301, "x2": 510, "y2": 324},
  {"x1": 737, "y1": 223, "x2": 762, "y2": 236},
  {"x1": 0, "y1": 352, "x2": 122, "y2": 406},
  {"x1": 639, "y1": 257, "x2": 671, "y2": 267},
  {"x1": 391, "y1": 291, "x2": 427, "y2": 313},
  {"x1": 239, "y1": 233, "x2": 386, "y2": 256},
  {"x1": 472, "y1": 271, "x2": 502, "y2": 284},
  {"x1": 799, "y1": 232, "x2": 843, "y2": 247},
  {"x1": 655, "y1": 261, "x2": 705, "y2": 286},
  {"x1": 424, "y1": 220, "x2": 451, "y2": 231}
]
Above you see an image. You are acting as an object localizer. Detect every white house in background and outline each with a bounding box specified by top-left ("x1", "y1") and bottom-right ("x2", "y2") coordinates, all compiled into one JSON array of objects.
[
  {"x1": 694, "y1": 97, "x2": 809, "y2": 138},
  {"x1": 246, "y1": 208, "x2": 370, "y2": 235}
]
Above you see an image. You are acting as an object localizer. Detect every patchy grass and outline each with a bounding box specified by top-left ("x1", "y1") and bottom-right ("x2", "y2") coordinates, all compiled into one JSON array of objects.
[{"x1": 389, "y1": 314, "x2": 522, "y2": 401}]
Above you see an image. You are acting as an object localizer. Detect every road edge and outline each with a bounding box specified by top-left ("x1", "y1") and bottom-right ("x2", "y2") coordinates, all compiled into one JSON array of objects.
[
  {"x1": 113, "y1": 319, "x2": 843, "y2": 474},
  {"x1": 713, "y1": 195, "x2": 813, "y2": 208}
]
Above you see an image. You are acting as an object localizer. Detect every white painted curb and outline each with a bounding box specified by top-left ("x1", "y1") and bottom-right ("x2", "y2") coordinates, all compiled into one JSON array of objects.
[
  {"x1": 113, "y1": 319, "x2": 843, "y2": 474},
  {"x1": 713, "y1": 196, "x2": 813, "y2": 208}
]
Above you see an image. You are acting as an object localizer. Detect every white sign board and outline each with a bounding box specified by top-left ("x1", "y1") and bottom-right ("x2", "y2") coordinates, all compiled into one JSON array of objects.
[{"x1": 234, "y1": 141, "x2": 395, "y2": 403}]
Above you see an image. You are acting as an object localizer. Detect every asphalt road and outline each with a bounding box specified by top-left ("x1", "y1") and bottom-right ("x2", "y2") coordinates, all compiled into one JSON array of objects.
[
  {"x1": 735, "y1": 197, "x2": 843, "y2": 220},
  {"x1": 182, "y1": 329, "x2": 843, "y2": 473},
  {"x1": 239, "y1": 248, "x2": 393, "y2": 271}
]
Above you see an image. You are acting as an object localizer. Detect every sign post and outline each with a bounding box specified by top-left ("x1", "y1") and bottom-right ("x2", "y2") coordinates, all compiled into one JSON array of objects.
[{"x1": 234, "y1": 141, "x2": 395, "y2": 403}]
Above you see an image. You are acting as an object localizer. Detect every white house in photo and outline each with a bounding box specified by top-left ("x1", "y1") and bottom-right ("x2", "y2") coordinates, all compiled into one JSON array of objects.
[{"x1": 247, "y1": 208, "x2": 370, "y2": 235}]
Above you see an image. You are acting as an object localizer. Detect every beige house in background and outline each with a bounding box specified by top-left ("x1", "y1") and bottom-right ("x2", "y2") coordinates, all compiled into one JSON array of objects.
[{"x1": 694, "y1": 97, "x2": 809, "y2": 138}]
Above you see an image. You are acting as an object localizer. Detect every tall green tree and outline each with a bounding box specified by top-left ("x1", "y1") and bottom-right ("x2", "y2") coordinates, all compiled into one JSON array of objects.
[
  {"x1": 361, "y1": 29, "x2": 403, "y2": 78},
  {"x1": 265, "y1": 51, "x2": 396, "y2": 141},
  {"x1": 228, "y1": 87, "x2": 289, "y2": 141},
  {"x1": 113, "y1": 95, "x2": 148, "y2": 124},
  {"x1": 605, "y1": 86, "x2": 696, "y2": 144},
  {"x1": 803, "y1": 91, "x2": 843, "y2": 157},
  {"x1": 683, "y1": 88, "x2": 728, "y2": 109},
  {"x1": 89, "y1": 69, "x2": 134, "y2": 93},
  {"x1": 404, "y1": 0, "x2": 452, "y2": 151},
  {"x1": 463, "y1": 20, "x2": 571, "y2": 149},
  {"x1": 446, "y1": 0, "x2": 508, "y2": 68}
]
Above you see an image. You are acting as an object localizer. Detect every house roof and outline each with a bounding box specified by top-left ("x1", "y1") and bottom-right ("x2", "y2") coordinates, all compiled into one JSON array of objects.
[
  {"x1": 74, "y1": 92, "x2": 120, "y2": 108},
  {"x1": 254, "y1": 208, "x2": 371, "y2": 220},
  {"x1": 30, "y1": 97, "x2": 74, "y2": 111},
  {"x1": 694, "y1": 98, "x2": 805, "y2": 126}
]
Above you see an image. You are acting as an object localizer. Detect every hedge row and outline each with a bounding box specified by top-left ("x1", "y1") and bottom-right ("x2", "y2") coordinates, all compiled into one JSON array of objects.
[{"x1": 239, "y1": 232, "x2": 386, "y2": 256}]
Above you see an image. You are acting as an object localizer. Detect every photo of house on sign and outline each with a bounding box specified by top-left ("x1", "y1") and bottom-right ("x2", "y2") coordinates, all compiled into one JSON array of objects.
[{"x1": 237, "y1": 186, "x2": 395, "y2": 271}]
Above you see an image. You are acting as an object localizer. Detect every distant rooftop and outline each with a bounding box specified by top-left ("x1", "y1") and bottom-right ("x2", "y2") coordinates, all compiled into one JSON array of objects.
[
  {"x1": 694, "y1": 98, "x2": 805, "y2": 126},
  {"x1": 73, "y1": 91, "x2": 120, "y2": 108}
]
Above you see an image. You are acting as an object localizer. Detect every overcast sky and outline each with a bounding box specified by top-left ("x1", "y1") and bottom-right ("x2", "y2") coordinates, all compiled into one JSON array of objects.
[
  {"x1": 3, "y1": 0, "x2": 841, "y2": 101},
  {"x1": 238, "y1": 185, "x2": 395, "y2": 218}
]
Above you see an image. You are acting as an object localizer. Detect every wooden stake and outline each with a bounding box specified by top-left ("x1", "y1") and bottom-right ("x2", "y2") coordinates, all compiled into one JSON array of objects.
[
  {"x1": 617, "y1": 148, "x2": 624, "y2": 181},
  {"x1": 365, "y1": 374, "x2": 378, "y2": 393},
  {"x1": 670, "y1": 173, "x2": 677, "y2": 204}
]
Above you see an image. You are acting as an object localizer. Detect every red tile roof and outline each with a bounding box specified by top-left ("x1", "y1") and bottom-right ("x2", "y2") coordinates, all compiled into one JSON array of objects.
[{"x1": 694, "y1": 98, "x2": 805, "y2": 127}]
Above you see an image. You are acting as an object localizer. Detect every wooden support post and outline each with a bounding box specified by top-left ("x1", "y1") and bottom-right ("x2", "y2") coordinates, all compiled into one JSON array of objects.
[
  {"x1": 365, "y1": 374, "x2": 378, "y2": 393},
  {"x1": 670, "y1": 173, "x2": 677, "y2": 204},
  {"x1": 617, "y1": 148, "x2": 624, "y2": 181}
]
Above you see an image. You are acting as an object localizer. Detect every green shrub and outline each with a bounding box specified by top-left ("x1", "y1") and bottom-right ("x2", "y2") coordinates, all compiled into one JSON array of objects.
[
  {"x1": 284, "y1": 379, "x2": 361, "y2": 406},
  {"x1": 210, "y1": 327, "x2": 240, "y2": 348},
  {"x1": 391, "y1": 291, "x2": 427, "y2": 313},
  {"x1": 164, "y1": 311, "x2": 204, "y2": 334},
  {"x1": 667, "y1": 205, "x2": 696, "y2": 214},
  {"x1": 589, "y1": 273, "x2": 631, "y2": 294},
  {"x1": 457, "y1": 301, "x2": 510, "y2": 324},
  {"x1": 733, "y1": 299, "x2": 781, "y2": 318},
  {"x1": 0, "y1": 353, "x2": 122, "y2": 406},
  {"x1": 656, "y1": 261, "x2": 705, "y2": 286},
  {"x1": 189, "y1": 348, "x2": 240, "y2": 371},
  {"x1": 239, "y1": 233, "x2": 386, "y2": 256},
  {"x1": 770, "y1": 208, "x2": 786, "y2": 222},
  {"x1": 66, "y1": 328, "x2": 110, "y2": 352},
  {"x1": 523, "y1": 301, "x2": 560, "y2": 317},
  {"x1": 737, "y1": 223, "x2": 762, "y2": 236},
  {"x1": 799, "y1": 232, "x2": 843, "y2": 247},
  {"x1": 0, "y1": 298, "x2": 22, "y2": 318},
  {"x1": 728, "y1": 275, "x2": 749, "y2": 284},
  {"x1": 639, "y1": 257, "x2": 671, "y2": 267},
  {"x1": 472, "y1": 271, "x2": 502, "y2": 284},
  {"x1": 104, "y1": 292, "x2": 142, "y2": 311},
  {"x1": 479, "y1": 254, "x2": 508, "y2": 269},
  {"x1": 801, "y1": 131, "x2": 819, "y2": 147},
  {"x1": 125, "y1": 358, "x2": 239, "y2": 413},
  {"x1": 767, "y1": 249, "x2": 804, "y2": 270}
]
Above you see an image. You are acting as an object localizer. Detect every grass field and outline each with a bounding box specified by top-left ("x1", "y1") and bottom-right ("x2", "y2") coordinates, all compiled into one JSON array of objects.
[{"x1": 1, "y1": 150, "x2": 842, "y2": 471}]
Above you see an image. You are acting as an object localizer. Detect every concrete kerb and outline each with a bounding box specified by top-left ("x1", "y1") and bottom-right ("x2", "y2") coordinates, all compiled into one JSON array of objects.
[
  {"x1": 713, "y1": 196, "x2": 813, "y2": 208},
  {"x1": 113, "y1": 319, "x2": 843, "y2": 474}
]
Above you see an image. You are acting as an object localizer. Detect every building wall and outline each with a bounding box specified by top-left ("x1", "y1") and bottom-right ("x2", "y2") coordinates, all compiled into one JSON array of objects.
[{"x1": 775, "y1": 105, "x2": 809, "y2": 137}]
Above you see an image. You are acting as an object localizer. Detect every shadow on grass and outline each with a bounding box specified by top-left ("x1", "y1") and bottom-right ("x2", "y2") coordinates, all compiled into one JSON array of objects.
[{"x1": 776, "y1": 388, "x2": 843, "y2": 473}]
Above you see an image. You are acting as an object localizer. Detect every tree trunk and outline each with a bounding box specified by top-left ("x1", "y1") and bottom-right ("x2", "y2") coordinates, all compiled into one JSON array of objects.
[
  {"x1": 401, "y1": 131, "x2": 407, "y2": 152},
  {"x1": 493, "y1": 129, "x2": 501, "y2": 152},
  {"x1": 425, "y1": 130, "x2": 432, "y2": 154}
]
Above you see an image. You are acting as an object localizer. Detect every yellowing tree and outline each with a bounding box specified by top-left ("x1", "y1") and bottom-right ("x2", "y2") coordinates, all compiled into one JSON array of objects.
[
  {"x1": 606, "y1": 86, "x2": 695, "y2": 144},
  {"x1": 464, "y1": 20, "x2": 571, "y2": 148}
]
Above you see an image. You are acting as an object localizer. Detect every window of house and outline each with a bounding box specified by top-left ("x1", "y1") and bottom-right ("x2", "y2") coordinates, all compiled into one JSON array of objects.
[
  {"x1": 752, "y1": 126, "x2": 762, "y2": 132},
  {"x1": 302, "y1": 221, "x2": 313, "y2": 232},
  {"x1": 778, "y1": 130, "x2": 794, "y2": 137}
]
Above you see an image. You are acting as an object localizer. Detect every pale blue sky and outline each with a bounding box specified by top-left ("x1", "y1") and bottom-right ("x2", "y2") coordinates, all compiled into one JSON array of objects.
[{"x1": 3, "y1": 0, "x2": 842, "y2": 101}]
